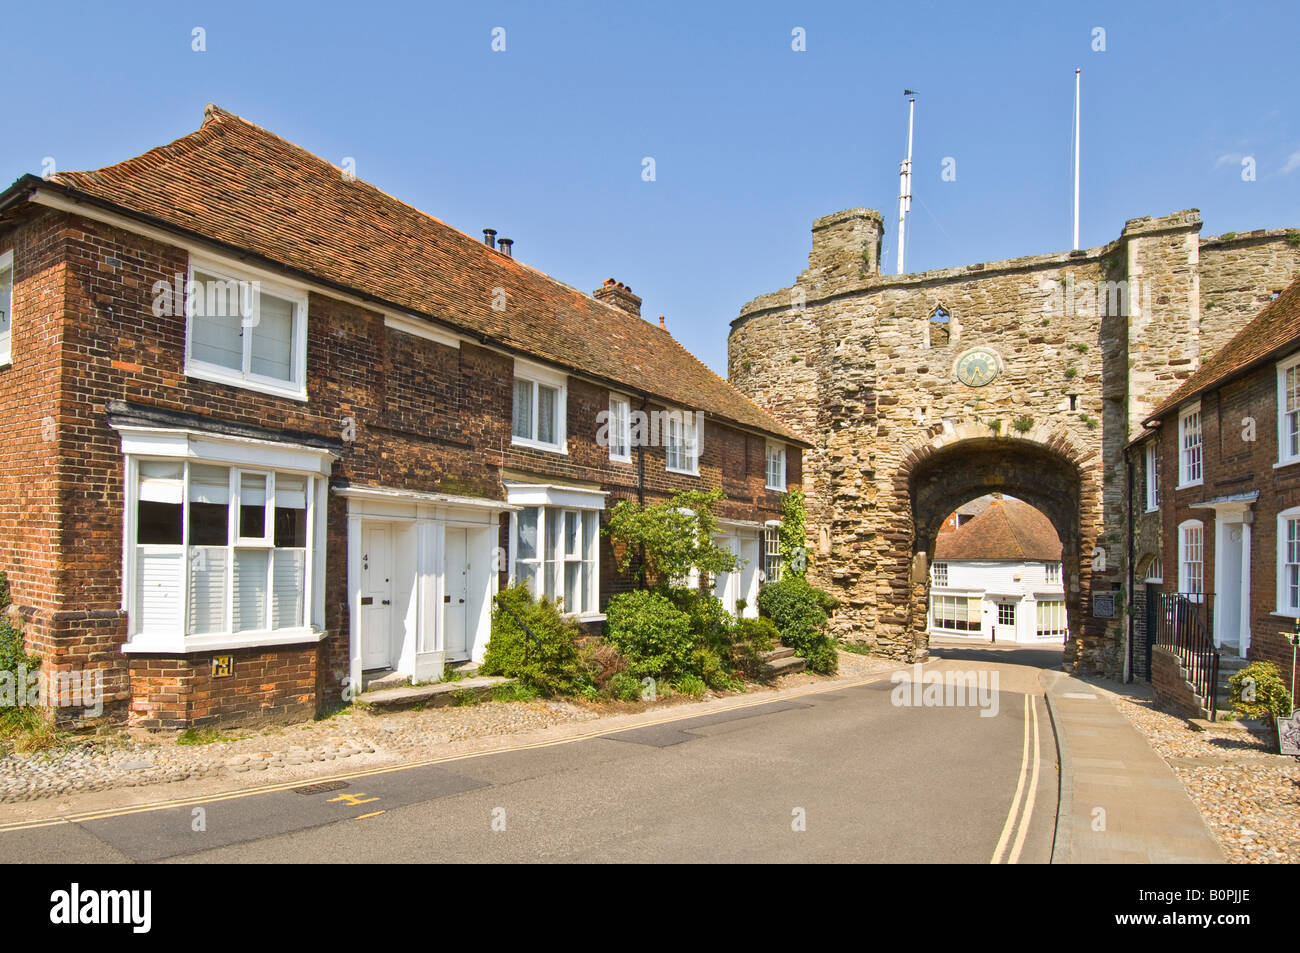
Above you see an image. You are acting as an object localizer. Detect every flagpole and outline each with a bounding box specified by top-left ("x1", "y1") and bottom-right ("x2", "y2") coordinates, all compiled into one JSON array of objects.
[
  {"x1": 1073, "y1": 69, "x2": 1081, "y2": 251},
  {"x1": 897, "y1": 91, "x2": 916, "y2": 274}
]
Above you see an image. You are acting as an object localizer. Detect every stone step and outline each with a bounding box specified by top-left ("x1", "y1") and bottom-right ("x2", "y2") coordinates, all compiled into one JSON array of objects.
[
  {"x1": 359, "y1": 675, "x2": 516, "y2": 709},
  {"x1": 362, "y1": 668, "x2": 409, "y2": 692},
  {"x1": 760, "y1": 646, "x2": 796, "y2": 662},
  {"x1": 762, "y1": 655, "x2": 807, "y2": 678},
  {"x1": 451, "y1": 660, "x2": 480, "y2": 677}
]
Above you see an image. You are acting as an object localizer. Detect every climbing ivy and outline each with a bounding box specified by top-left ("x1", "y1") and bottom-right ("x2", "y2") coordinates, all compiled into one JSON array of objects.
[{"x1": 778, "y1": 490, "x2": 809, "y2": 577}]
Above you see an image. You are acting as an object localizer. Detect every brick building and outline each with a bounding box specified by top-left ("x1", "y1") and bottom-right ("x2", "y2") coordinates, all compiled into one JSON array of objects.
[
  {"x1": 1140, "y1": 277, "x2": 1300, "y2": 713},
  {"x1": 0, "y1": 104, "x2": 805, "y2": 728}
]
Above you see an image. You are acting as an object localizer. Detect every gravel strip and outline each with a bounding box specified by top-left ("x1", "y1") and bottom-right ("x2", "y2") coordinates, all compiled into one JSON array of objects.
[{"x1": 1110, "y1": 688, "x2": 1299, "y2": 864}]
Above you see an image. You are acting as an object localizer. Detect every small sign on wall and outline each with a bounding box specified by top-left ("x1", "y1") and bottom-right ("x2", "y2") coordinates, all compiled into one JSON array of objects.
[
  {"x1": 1092, "y1": 593, "x2": 1116, "y2": 619},
  {"x1": 211, "y1": 655, "x2": 235, "y2": 678}
]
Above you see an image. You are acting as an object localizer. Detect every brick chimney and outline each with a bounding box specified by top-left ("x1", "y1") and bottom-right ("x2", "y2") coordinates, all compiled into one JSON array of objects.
[{"x1": 593, "y1": 278, "x2": 642, "y2": 316}]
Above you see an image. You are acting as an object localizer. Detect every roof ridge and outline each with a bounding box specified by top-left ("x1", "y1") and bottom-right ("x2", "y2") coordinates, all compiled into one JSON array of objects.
[{"x1": 39, "y1": 104, "x2": 808, "y2": 445}]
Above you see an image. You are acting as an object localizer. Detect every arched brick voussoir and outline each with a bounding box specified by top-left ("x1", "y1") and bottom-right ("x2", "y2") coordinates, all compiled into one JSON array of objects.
[{"x1": 896, "y1": 417, "x2": 1091, "y2": 484}]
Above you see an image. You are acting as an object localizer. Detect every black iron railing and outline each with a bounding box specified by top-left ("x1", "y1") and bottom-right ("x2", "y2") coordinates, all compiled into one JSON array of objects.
[{"x1": 1154, "y1": 592, "x2": 1219, "y2": 714}]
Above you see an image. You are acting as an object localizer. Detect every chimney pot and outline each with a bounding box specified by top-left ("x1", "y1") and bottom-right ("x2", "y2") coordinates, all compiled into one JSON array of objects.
[
  {"x1": 658, "y1": 314, "x2": 666, "y2": 330},
  {"x1": 593, "y1": 277, "x2": 643, "y2": 317},
  {"x1": 498, "y1": 237, "x2": 513, "y2": 257},
  {"x1": 483, "y1": 228, "x2": 497, "y2": 249}
]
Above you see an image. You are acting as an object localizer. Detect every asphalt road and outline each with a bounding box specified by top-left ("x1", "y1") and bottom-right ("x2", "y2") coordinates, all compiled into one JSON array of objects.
[{"x1": 2, "y1": 643, "x2": 1059, "y2": 863}]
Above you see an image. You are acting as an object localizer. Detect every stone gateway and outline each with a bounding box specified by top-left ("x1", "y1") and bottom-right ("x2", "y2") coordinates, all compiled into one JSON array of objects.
[{"x1": 729, "y1": 208, "x2": 1300, "y2": 675}]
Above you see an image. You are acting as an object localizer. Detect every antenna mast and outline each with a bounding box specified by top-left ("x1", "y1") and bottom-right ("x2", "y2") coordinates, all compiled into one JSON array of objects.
[
  {"x1": 896, "y1": 91, "x2": 916, "y2": 275},
  {"x1": 1073, "y1": 69, "x2": 1081, "y2": 251}
]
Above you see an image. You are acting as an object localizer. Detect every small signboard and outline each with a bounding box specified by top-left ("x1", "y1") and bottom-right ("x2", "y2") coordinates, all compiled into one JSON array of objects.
[
  {"x1": 1092, "y1": 592, "x2": 1116, "y2": 619},
  {"x1": 1278, "y1": 710, "x2": 1300, "y2": 758},
  {"x1": 211, "y1": 655, "x2": 234, "y2": 679}
]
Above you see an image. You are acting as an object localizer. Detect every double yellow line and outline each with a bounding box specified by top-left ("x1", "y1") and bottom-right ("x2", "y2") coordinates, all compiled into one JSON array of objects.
[{"x1": 990, "y1": 693, "x2": 1042, "y2": 864}]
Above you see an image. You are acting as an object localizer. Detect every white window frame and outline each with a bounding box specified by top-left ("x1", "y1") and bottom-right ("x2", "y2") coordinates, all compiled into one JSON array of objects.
[
  {"x1": 930, "y1": 593, "x2": 981, "y2": 633},
  {"x1": 1045, "y1": 562, "x2": 1061, "y2": 585},
  {"x1": 932, "y1": 561, "x2": 949, "y2": 587},
  {"x1": 0, "y1": 250, "x2": 12, "y2": 367},
  {"x1": 1177, "y1": 402, "x2": 1203, "y2": 488},
  {"x1": 763, "y1": 521, "x2": 782, "y2": 584},
  {"x1": 184, "y1": 257, "x2": 309, "y2": 402},
  {"x1": 1276, "y1": 507, "x2": 1300, "y2": 615},
  {"x1": 504, "y1": 482, "x2": 605, "y2": 618},
  {"x1": 1277, "y1": 353, "x2": 1300, "y2": 467},
  {"x1": 511, "y1": 359, "x2": 567, "y2": 453},
  {"x1": 1144, "y1": 441, "x2": 1160, "y2": 512},
  {"x1": 608, "y1": 393, "x2": 632, "y2": 463},
  {"x1": 1035, "y1": 599, "x2": 1067, "y2": 638},
  {"x1": 114, "y1": 426, "x2": 333, "y2": 654},
  {"x1": 765, "y1": 441, "x2": 787, "y2": 491},
  {"x1": 664, "y1": 409, "x2": 700, "y2": 476},
  {"x1": 1143, "y1": 557, "x2": 1163, "y2": 584},
  {"x1": 1178, "y1": 519, "x2": 1204, "y2": 600}
]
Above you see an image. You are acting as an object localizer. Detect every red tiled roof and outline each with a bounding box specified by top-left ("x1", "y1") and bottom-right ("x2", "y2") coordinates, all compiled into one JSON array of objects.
[
  {"x1": 1148, "y1": 276, "x2": 1300, "y2": 422},
  {"x1": 934, "y1": 500, "x2": 1062, "y2": 562},
  {"x1": 46, "y1": 105, "x2": 804, "y2": 444}
]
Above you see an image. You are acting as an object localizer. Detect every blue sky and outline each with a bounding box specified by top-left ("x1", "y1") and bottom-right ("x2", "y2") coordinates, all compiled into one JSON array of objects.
[{"x1": 3, "y1": 0, "x2": 1297, "y2": 373}]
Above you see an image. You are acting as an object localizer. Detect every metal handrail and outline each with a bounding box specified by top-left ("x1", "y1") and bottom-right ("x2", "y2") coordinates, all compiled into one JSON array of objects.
[
  {"x1": 1154, "y1": 592, "x2": 1219, "y2": 715},
  {"x1": 494, "y1": 593, "x2": 542, "y2": 661}
]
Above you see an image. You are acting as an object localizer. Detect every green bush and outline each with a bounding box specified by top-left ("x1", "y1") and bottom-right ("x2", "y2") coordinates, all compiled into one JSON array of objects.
[
  {"x1": 758, "y1": 575, "x2": 839, "y2": 674},
  {"x1": 480, "y1": 585, "x2": 591, "y2": 696},
  {"x1": 672, "y1": 674, "x2": 707, "y2": 698},
  {"x1": 1229, "y1": 661, "x2": 1294, "y2": 722},
  {"x1": 605, "y1": 671, "x2": 644, "y2": 702},
  {"x1": 0, "y1": 573, "x2": 37, "y2": 677},
  {"x1": 604, "y1": 589, "x2": 695, "y2": 679}
]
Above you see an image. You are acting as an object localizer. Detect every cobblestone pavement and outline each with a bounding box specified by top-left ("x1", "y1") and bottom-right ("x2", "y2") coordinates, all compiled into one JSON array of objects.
[
  {"x1": 0, "y1": 652, "x2": 898, "y2": 804},
  {"x1": 1110, "y1": 687, "x2": 1300, "y2": 864}
]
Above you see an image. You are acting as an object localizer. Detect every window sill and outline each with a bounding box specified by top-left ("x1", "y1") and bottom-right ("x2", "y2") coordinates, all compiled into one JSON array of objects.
[
  {"x1": 1143, "y1": 506, "x2": 1159, "y2": 514},
  {"x1": 1274, "y1": 458, "x2": 1300, "y2": 470},
  {"x1": 609, "y1": 454, "x2": 632, "y2": 465},
  {"x1": 122, "y1": 627, "x2": 326, "y2": 654},
  {"x1": 185, "y1": 363, "x2": 307, "y2": 403},
  {"x1": 511, "y1": 436, "x2": 567, "y2": 455},
  {"x1": 766, "y1": 484, "x2": 787, "y2": 493},
  {"x1": 666, "y1": 466, "x2": 700, "y2": 477},
  {"x1": 1175, "y1": 480, "x2": 1203, "y2": 491},
  {"x1": 1268, "y1": 610, "x2": 1300, "y2": 620}
]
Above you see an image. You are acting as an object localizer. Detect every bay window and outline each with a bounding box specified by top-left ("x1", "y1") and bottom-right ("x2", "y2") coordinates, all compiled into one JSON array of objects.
[
  {"x1": 185, "y1": 259, "x2": 308, "y2": 401},
  {"x1": 512, "y1": 506, "x2": 600, "y2": 615},
  {"x1": 127, "y1": 456, "x2": 323, "y2": 648}
]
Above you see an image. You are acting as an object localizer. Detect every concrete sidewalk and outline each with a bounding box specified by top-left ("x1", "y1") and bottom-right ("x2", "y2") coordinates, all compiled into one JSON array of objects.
[{"x1": 1042, "y1": 670, "x2": 1225, "y2": 864}]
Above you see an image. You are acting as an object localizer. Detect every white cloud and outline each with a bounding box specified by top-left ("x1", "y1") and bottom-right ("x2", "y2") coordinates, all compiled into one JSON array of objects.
[
  {"x1": 1214, "y1": 152, "x2": 1242, "y2": 169},
  {"x1": 1281, "y1": 151, "x2": 1300, "y2": 175}
]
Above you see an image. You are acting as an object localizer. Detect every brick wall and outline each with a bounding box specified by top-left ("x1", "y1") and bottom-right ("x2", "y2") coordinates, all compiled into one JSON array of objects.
[
  {"x1": 0, "y1": 206, "x2": 796, "y2": 728},
  {"x1": 1151, "y1": 645, "x2": 1205, "y2": 719}
]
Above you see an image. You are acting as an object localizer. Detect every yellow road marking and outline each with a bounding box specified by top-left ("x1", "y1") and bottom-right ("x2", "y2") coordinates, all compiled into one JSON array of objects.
[
  {"x1": 991, "y1": 694, "x2": 1030, "y2": 864},
  {"x1": 327, "y1": 793, "x2": 379, "y2": 806},
  {"x1": 0, "y1": 669, "x2": 901, "y2": 834},
  {"x1": 1007, "y1": 695, "x2": 1041, "y2": 864},
  {"x1": 354, "y1": 811, "x2": 385, "y2": 820}
]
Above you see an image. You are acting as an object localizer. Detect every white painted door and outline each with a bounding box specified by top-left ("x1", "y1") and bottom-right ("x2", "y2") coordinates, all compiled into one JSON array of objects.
[
  {"x1": 444, "y1": 528, "x2": 469, "y2": 660},
  {"x1": 360, "y1": 524, "x2": 394, "y2": 670},
  {"x1": 738, "y1": 536, "x2": 760, "y2": 616},
  {"x1": 993, "y1": 601, "x2": 1017, "y2": 643},
  {"x1": 1214, "y1": 518, "x2": 1245, "y2": 656}
]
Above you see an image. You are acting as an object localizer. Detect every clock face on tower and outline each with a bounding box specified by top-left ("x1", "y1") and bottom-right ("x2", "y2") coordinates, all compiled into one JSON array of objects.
[{"x1": 955, "y1": 348, "x2": 1001, "y2": 387}]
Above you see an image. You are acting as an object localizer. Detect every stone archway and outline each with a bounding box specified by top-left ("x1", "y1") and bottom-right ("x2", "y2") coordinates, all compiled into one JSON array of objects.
[{"x1": 896, "y1": 420, "x2": 1103, "y2": 665}]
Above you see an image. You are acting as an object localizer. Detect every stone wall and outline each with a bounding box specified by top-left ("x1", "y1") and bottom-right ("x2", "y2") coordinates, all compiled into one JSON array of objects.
[{"x1": 730, "y1": 207, "x2": 1300, "y2": 675}]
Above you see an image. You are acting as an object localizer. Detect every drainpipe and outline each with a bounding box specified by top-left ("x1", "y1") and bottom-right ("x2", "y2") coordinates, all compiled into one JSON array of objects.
[
  {"x1": 1124, "y1": 443, "x2": 1135, "y2": 684},
  {"x1": 635, "y1": 394, "x2": 650, "y2": 588}
]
